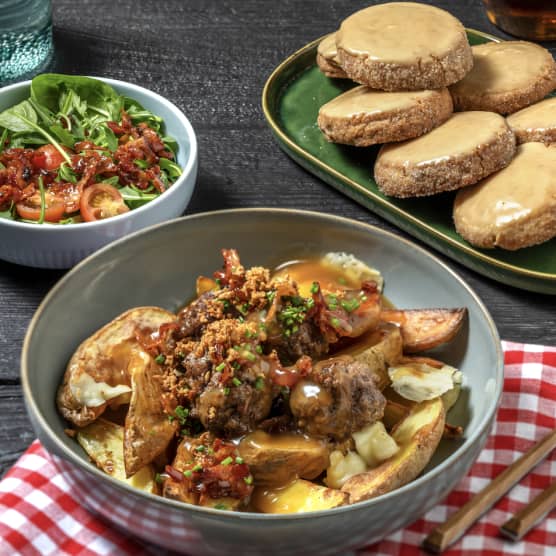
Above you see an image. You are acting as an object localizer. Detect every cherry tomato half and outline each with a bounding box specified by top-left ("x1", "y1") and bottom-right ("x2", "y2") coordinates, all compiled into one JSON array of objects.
[
  {"x1": 16, "y1": 192, "x2": 65, "y2": 222},
  {"x1": 80, "y1": 183, "x2": 130, "y2": 222},
  {"x1": 31, "y1": 145, "x2": 68, "y2": 172}
]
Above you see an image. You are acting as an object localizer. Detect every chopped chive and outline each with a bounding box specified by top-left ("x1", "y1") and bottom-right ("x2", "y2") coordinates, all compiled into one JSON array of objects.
[
  {"x1": 154, "y1": 472, "x2": 163, "y2": 484},
  {"x1": 215, "y1": 362, "x2": 226, "y2": 372},
  {"x1": 310, "y1": 282, "x2": 319, "y2": 294},
  {"x1": 235, "y1": 456, "x2": 244, "y2": 464},
  {"x1": 214, "y1": 503, "x2": 228, "y2": 510},
  {"x1": 232, "y1": 377, "x2": 242, "y2": 386},
  {"x1": 174, "y1": 405, "x2": 189, "y2": 425},
  {"x1": 244, "y1": 475, "x2": 253, "y2": 485},
  {"x1": 245, "y1": 352, "x2": 256, "y2": 362},
  {"x1": 330, "y1": 317, "x2": 340, "y2": 328},
  {"x1": 195, "y1": 445, "x2": 206, "y2": 452},
  {"x1": 255, "y1": 345, "x2": 263, "y2": 354},
  {"x1": 223, "y1": 387, "x2": 230, "y2": 395},
  {"x1": 220, "y1": 456, "x2": 233, "y2": 466},
  {"x1": 341, "y1": 299, "x2": 361, "y2": 312},
  {"x1": 255, "y1": 377, "x2": 265, "y2": 390},
  {"x1": 184, "y1": 470, "x2": 193, "y2": 478},
  {"x1": 155, "y1": 353, "x2": 166, "y2": 364}
]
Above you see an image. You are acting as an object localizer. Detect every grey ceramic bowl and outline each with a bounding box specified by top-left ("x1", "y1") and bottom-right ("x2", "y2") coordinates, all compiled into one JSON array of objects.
[
  {"x1": 22, "y1": 209, "x2": 504, "y2": 555},
  {"x1": 0, "y1": 77, "x2": 198, "y2": 268}
]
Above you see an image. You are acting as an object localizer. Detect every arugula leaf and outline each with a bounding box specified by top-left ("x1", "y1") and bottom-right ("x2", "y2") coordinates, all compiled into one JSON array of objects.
[
  {"x1": 100, "y1": 176, "x2": 120, "y2": 186},
  {"x1": 0, "y1": 100, "x2": 38, "y2": 132},
  {"x1": 162, "y1": 135, "x2": 178, "y2": 156},
  {"x1": 119, "y1": 185, "x2": 159, "y2": 209},
  {"x1": 133, "y1": 158, "x2": 149, "y2": 169},
  {"x1": 49, "y1": 123, "x2": 75, "y2": 148},
  {"x1": 9, "y1": 132, "x2": 49, "y2": 147},
  {"x1": 57, "y1": 162, "x2": 77, "y2": 183},
  {"x1": 58, "y1": 215, "x2": 82, "y2": 224},
  {"x1": 0, "y1": 100, "x2": 71, "y2": 163},
  {"x1": 29, "y1": 98, "x2": 55, "y2": 126},
  {"x1": 89, "y1": 123, "x2": 118, "y2": 151},
  {"x1": 31, "y1": 74, "x2": 119, "y2": 115},
  {"x1": 0, "y1": 203, "x2": 14, "y2": 220},
  {"x1": 0, "y1": 128, "x2": 8, "y2": 154},
  {"x1": 159, "y1": 157, "x2": 182, "y2": 180},
  {"x1": 37, "y1": 176, "x2": 46, "y2": 224}
]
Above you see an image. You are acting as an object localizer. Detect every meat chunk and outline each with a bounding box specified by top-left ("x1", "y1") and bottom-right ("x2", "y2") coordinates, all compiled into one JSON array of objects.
[
  {"x1": 177, "y1": 291, "x2": 220, "y2": 338},
  {"x1": 289, "y1": 356, "x2": 386, "y2": 441},
  {"x1": 195, "y1": 362, "x2": 274, "y2": 437},
  {"x1": 266, "y1": 321, "x2": 329, "y2": 365}
]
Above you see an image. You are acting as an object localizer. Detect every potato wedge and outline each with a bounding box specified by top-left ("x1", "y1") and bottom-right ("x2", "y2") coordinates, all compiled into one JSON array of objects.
[
  {"x1": 380, "y1": 308, "x2": 466, "y2": 353},
  {"x1": 162, "y1": 438, "x2": 198, "y2": 504},
  {"x1": 335, "y1": 322, "x2": 402, "y2": 390},
  {"x1": 76, "y1": 418, "x2": 155, "y2": 493},
  {"x1": 238, "y1": 431, "x2": 329, "y2": 486},
  {"x1": 57, "y1": 307, "x2": 176, "y2": 427},
  {"x1": 252, "y1": 479, "x2": 348, "y2": 513},
  {"x1": 124, "y1": 350, "x2": 178, "y2": 477},
  {"x1": 341, "y1": 398, "x2": 445, "y2": 503}
]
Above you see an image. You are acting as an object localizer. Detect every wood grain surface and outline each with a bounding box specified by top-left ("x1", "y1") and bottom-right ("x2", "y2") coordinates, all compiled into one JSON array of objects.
[{"x1": 1, "y1": 0, "x2": 555, "y2": 476}]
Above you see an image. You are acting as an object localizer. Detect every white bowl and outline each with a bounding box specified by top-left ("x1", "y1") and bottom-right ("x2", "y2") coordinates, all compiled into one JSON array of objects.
[{"x1": 0, "y1": 77, "x2": 198, "y2": 268}]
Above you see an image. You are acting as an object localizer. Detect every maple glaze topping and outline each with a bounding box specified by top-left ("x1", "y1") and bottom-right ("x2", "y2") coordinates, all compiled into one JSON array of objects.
[
  {"x1": 451, "y1": 42, "x2": 555, "y2": 95},
  {"x1": 337, "y1": 2, "x2": 466, "y2": 63},
  {"x1": 378, "y1": 112, "x2": 510, "y2": 164},
  {"x1": 454, "y1": 142, "x2": 556, "y2": 230},
  {"x1": 318, "y1": 33, "x2": 339, "y2": 61},
  {"x1": 507, "y1": 97, "x2": 556, "y2": 133},
  {"x1": 319, "y1": 86, "x2": 442, "y2": 118}
]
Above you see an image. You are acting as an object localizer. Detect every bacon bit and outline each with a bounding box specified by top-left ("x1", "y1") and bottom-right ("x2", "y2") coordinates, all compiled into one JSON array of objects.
[
  {"x1": 268, "y1": 352, "x2": 311, "y2": 388},
  {"x1": 165, "y1": 465, "x2": 185, "y2": 482},
  {"x1": 444, "y1": 423, "x2": 464, "y2": 438},
  {"x1": 399, "y1": 355, "x2": 445, "y2": 369},
  {"x1": 179, "y1": 437, "x2": 253, "y2": 501},
  {"x1": 213, "y1": 248, "x2": 245, "y2": 289}
]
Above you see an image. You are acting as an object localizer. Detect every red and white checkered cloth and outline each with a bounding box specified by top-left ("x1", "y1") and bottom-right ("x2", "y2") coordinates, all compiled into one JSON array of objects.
[{"x1": 0, "y1": 341, "x2": 555, "y2": 556}]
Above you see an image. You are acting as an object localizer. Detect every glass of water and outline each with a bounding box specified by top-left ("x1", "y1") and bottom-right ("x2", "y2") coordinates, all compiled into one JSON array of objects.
[{"x1": 0, "y1": 0, "x2": 53, "y2": 84}]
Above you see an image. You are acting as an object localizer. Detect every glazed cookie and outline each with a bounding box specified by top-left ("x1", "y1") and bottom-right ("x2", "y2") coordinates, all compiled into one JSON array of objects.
[
  {"x1": 450, "y1": 41, "x2": 556, "y2": 115},
  {"x1": 507, "y1": 97, "x2": 556, "y2": 144},
  {"x1": 316, "y1": 33, "x2": 348, "y2": 79},
  {"x1": 454, "y1": 142, "x2": 556, "y2": 250},
  {"x1": 336, "y1": 2, "x2": 473, "y2": 91},
  {"x1": 374, "y1": 111, "x2": 516, "y2": 198},
  {"x1": 317, "y1": 86, "x2": 453, "y2": 147}
]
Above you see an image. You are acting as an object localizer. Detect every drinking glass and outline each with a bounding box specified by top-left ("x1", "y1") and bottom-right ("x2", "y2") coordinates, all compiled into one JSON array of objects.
[
  {"x1": 0, "y1": 0, "x2": 53, "y2": 84},
  {"x1": 482, "y1": 0, "x2": 556, "y2": 40}
]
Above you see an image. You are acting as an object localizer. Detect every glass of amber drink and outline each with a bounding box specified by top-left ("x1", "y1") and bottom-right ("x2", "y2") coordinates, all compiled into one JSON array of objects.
[{"x1": 483, "y1": 0, "x2": 556, "y2": 40}]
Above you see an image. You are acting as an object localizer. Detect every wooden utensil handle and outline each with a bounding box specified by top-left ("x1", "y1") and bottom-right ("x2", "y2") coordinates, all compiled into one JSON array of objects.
[
  {"x1": 423, "y1": 428, "x2": 556, "y2": 553},
  {"x1": 500, "y1": 481, "x2": 556, "y2": 541}
]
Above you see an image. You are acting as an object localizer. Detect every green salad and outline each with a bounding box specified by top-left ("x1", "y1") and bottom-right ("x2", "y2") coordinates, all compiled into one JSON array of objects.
[{"x1": 0, "y1": 74, "x2": 182, "y2": 224}]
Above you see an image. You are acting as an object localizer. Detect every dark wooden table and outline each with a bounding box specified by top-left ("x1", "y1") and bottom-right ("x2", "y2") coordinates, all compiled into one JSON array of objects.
[{"x1": 1, "y1": 0, "x2": 555, "y2": 476}]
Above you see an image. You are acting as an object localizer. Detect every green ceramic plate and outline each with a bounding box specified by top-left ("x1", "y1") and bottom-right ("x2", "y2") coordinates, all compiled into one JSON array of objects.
[{"x1": 262, "y1": 29, "x2": 556, "y2": 294}]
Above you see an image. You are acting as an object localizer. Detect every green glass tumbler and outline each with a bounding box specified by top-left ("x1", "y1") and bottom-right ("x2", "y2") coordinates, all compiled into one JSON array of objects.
[{"x1": 0, "y1": 0, "x2": 53, "y2": 84}]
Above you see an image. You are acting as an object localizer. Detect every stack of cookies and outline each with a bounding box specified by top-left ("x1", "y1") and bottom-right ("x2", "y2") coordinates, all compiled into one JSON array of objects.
[{"x1": 316, "y1": 2, "x2": 556, "y2": 251}]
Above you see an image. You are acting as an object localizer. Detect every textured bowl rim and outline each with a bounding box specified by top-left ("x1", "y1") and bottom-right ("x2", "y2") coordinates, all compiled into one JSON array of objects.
[
  {"x1": 21, "y1": 208, "x2": 504, "y2": 521},
  {"x1": 0, "y1": 76, "x2": 198, "y2": 232}
]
